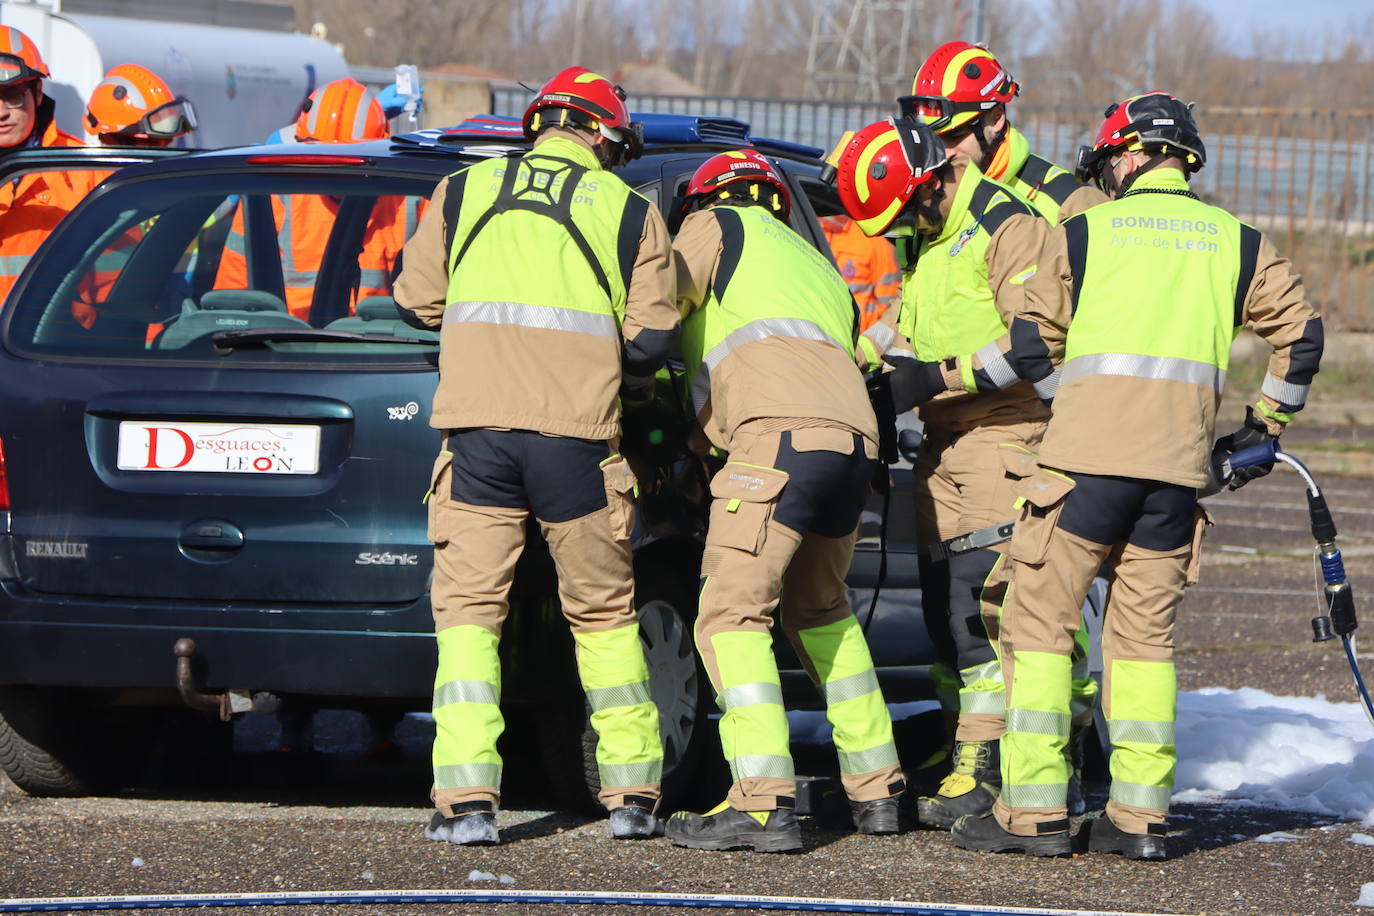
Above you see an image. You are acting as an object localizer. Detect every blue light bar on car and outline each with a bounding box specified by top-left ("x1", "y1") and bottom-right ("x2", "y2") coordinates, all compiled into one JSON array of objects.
[{"x1": 631, "y1": 113, "x2": 750, "y2": 145}]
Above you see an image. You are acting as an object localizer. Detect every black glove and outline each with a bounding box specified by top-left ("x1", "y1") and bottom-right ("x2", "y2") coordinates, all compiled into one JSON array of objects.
[
  {"x1": 884, "y1": 358, "x2": 948, "y2": 413},
  {"x1": 1212, "y1": 406, "x2": 1277, "y2": 490}
]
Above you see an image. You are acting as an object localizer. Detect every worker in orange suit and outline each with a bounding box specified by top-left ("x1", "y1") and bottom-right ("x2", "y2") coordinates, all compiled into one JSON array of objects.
[
  {"x1": 0, "y1": 26, "x2": 99, "y2": 306},
  {"x1": 820, "y1": 214, "x2": 900, "y2": 331},
  {"x1": 215, "y1": 78, "x2": 407, "y2": 322},
  {"x1": 72, "y1": 63, "x2": 200, "y2": 329}
]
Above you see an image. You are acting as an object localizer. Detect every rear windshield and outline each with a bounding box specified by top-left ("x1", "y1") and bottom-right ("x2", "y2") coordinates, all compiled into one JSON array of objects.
[{"x1": 4, "y1": 168, "x2": 444, "y2": 365}]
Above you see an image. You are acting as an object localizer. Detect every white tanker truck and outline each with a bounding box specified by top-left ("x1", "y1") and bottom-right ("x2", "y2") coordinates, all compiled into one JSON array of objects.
[{"x1": 0, "y1": 0, "x2": 350, "y2": 147}]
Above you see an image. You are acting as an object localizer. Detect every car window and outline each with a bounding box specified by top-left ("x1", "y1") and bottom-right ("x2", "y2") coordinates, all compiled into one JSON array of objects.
[{"x1": 5, "y1": 170, "x2": 440, "y2": 365}]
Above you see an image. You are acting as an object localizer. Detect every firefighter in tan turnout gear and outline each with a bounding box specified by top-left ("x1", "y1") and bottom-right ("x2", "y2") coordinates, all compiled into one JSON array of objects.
[
  {"x1": 835, "y1": 115, "x2": 1055, "y2": 828},
  {"x1": 887, "y1": 39, "x2": 1109, "y2": 830},
  {"x1": 664, "y1": 149, "x2": 904, "y2": 853},
  {"x1": 951, "y1": 92, "x2": 1323, "y2": 859},
  {"x1": 394, "y1": 66, "x2": 678, "y2": 845}
]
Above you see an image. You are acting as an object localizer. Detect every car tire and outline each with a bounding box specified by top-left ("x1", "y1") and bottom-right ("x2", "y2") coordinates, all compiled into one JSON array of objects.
[
  {"x1": 0, "y1": 687, "x2": 115, "y2": 796},
  {"x1": 538, "y1": 556, "x2": 710, "y2": 815}
]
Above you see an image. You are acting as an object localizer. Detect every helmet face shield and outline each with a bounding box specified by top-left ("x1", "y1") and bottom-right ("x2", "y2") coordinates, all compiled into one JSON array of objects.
[
  {"x1": 624, "y1": 121, "x2": 644, "y2": 161},
  {"x1": 0, "y1": 52, "x2": 41, "y2": 88},
  {"x1": 1073, "y1": 144, "x2": 1098, "y2": 185},
  {"x1": 137, "y1": 98, "x2": 197, "y2": 138},
  {"x1": 896, "y1": 94, "x2": 986, "y2": 133}
]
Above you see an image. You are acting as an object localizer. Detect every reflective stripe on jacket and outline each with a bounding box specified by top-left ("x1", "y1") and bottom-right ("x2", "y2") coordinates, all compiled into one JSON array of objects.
[
  {"x1": 0, "y1": 100, "x2": 96, "y2": 306},
  {"x1": 1027, "y1": 167, "x2": 1323, "y2": 486},
  {"x1": 676, "y1": 204, "x2": 877, "y2": 450},
  {"x1": 215, "y1": 194, "x2": 408, "y2": 321},
  {"x1": 893, "y1": 161, "x2": 1049, "y2": 429},
  {"x1": 393, "y1": 131, "x2": 676, "y2": 441}
]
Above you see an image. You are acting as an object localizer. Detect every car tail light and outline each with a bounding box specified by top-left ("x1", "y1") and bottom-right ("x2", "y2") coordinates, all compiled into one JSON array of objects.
[
  {"x1": 245, "y1": 154, "x2": 369, "y2": 166},
  {"x1": 0, "y1": 437, "x2": 10, "y2": 511}
]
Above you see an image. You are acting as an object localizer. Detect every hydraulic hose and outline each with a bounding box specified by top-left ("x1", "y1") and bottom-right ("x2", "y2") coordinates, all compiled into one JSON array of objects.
[
  {"x1": 1225, "y1": 441, "x2": 1374, "y2": 728},
  {"x1": 0, "y1": 889, "x2": 1184, "y2": 915}
]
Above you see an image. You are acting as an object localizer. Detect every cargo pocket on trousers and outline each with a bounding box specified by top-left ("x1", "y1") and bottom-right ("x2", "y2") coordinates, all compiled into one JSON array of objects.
[
  {"x1": 998, "y1": 443, "x2": 1041, "y2": 483},
  {"x1": 708, "y1": 463, "x2": 790, "y2": 555},
  {"x1": 601, "y1": 453, "x2": 639, "y2": 542},
  {"x1": 1183, "y1": 504, "x2": 1213, "y2": 587},
  {"x1": 425, "y1": 450, "x2": 453, "y2": 545},
  {"x1": 1007, "y1": 468, "x2": 1076, "y2": 566}
]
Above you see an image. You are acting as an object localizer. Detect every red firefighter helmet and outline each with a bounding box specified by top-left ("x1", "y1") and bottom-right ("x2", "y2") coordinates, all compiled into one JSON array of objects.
[
  {"x1": 681, "y1": 148, "x2": 791, "y2": 219},
  {"x1": 1074, "y1": 91, "x2": 1207, "y2": 186},
  {"x1": 296, "y1": 78, "x2": 388, "y2": 143},
  {"x1": 522, "y1": 66, "x2": 642, "y2": 161},
  {"x1": 0, "y1": 26, "x2": 48, "y2": 87},
  {"x1": 897, "y1": 41, "x2": 1018, "y2": 135},
  {"x1": 834, "y1": 118, "x2": 948, "y2": 237}
]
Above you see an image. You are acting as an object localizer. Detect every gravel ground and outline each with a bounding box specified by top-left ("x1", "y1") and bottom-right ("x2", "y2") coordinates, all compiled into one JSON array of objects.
[{"x1": 1, "y1": 468, "x2": 1372, "y2": 916}]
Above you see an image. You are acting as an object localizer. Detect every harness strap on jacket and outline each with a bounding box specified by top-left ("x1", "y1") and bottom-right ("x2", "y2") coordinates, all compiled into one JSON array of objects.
[{"x1": 447, "y1": 155, "x2": 615, "y2": 301}]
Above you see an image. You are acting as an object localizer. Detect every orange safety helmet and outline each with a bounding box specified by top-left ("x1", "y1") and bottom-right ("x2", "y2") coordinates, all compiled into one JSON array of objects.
[
  {"x1": 522, "y1": 66, "x2": 642, "y2": 164},
  {"x1": 834, "y1": 117, "x2": 949, "y2": 237},
  {"x1": 84, "y1": 64, "x2": 197, "y2": 141},
  {"x1": 0, "y1": 26, "x2": 47, "y2": 87},
  {"x1": 898, "y1": 41, "x2": 1018, "y2": 137},
  {"x1": 682, "y1": 148, "x2": 791, "y2": 219},
  {"x1": 296, "y1": 78, "x2": 388, "y2": 143}
]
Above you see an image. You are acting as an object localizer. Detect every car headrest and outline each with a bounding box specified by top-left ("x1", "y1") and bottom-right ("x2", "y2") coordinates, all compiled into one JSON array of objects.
[
  {"x1": 200, "y1": 289, "x2": 289, "y2": 312},
  {"x1": 355, "y1": 296, "x2": 400, "y2": 321}
]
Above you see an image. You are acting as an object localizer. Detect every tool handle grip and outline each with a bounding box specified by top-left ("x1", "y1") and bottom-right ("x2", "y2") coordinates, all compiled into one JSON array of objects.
[{"x1": 1227, "y1": 440, "x2": 1280, "y2": 470}]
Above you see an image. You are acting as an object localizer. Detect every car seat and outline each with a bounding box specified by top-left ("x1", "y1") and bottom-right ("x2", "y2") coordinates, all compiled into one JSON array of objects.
[
  {"x1": 324, "y1": 296, "x2": 437, "y2": 341},
  {"x1": 155, "y1": 289, "x2": 307, "y2": 349}
]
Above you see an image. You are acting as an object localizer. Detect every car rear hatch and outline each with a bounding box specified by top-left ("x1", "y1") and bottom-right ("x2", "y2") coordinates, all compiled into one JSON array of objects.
[{"x1": 0, "y1": 150, "x2": 451, "y2": 605}]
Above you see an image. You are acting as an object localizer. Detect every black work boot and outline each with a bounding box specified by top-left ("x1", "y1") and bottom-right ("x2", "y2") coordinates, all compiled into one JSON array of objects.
[
  {"x1": 1086, "y1": 815, "x2": 1168, "y2": 860},
  {"x1": 1066, "y1": 726, "x2": 1087, "y2": 817},
  {"x1": 608, "y1": 799, "x2": 660, "y2": 839},
  {"x1": 917, "y1": 739, "x2": 1000, "y2": 829},
  {"x1": 424, "y1": 802, "x2": 499, "y2": 846},
  {"x1": 849, "y1": 796, "x2": 900, "y2": 835},
  {"x1": 665, "y1": 800, "x2": 802, "y2": 852},
  {"x1": 951, "y1": 811, "x2": 1071, "y2": 857}
]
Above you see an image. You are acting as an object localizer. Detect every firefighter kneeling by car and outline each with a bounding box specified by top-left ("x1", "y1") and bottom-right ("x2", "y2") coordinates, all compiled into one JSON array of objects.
[
  {"x1": 950, "y1": 92, "x2": 1323, "y2": 860},
  {"x1": 394, "y1": 66, "x2": 679, "y2": 846},
  {"x1": 664, "y1": 149, "x2": 904, "y2": 853}
]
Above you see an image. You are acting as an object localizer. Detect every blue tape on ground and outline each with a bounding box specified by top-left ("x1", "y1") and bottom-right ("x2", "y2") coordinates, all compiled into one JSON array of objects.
[{"x1": 0, "y1": 888, "x2": 1186, "y2": 916}]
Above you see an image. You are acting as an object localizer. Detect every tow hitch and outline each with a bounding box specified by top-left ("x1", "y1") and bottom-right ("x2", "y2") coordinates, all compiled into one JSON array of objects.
[{"x1": 173, "y1": 638, "x2": 254, "y2": 721}]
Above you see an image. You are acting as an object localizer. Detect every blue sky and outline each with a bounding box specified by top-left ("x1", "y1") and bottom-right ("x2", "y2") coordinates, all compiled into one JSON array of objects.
[{"x1": 1023, "y1": 0, "x2": 1371, "y2": 56}]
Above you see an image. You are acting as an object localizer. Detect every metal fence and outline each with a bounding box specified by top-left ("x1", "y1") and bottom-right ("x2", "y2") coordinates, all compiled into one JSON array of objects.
[{"x1": 494, "y1": 88, "x2": 1374, "y2": 329}]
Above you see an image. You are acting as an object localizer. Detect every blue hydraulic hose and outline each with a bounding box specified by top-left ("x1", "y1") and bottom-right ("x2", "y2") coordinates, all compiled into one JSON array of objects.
[
  {"x1": 1226, "y1": 441, "x2": 1374, "y2": 728},
  {"x1": 0, "y1": 889, "x2": 1184, "y2": 915}
]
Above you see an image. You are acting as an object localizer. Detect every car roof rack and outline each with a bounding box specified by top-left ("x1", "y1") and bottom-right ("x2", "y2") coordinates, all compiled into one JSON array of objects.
[{"x1": 391, "y1": 113, "x2": 823, "y2": 160}]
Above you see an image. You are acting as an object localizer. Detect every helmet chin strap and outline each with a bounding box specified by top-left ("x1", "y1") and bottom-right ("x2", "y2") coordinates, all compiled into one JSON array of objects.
[
  {"x1": 1104, "y1": 151, "x2": 1172, "y2": 198},
  {"x1": 915, "y1": 162, "x2": 954, "y2": 233},
  {"x1": 971, "y1": 114, "x2": 1009, "y2": 172}
]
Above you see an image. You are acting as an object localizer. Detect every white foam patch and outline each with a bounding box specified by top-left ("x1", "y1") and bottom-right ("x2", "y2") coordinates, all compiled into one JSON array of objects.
[
  {"x1": 1252, "y1": 830, "x2": 1300, "y2": 842},
  {"x1": 1351, "y1": 833, "x2": 1374, "y2": 846},
  {"x1": 1358, "y1": 882, "x2": 1374, "y2": 907},
  {"x1": 1174, "y1": 687, "x2": 1374, "y2": 826}
]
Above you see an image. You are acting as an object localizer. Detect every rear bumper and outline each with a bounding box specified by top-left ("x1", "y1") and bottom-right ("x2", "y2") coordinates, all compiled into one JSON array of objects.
[
  {"x1": 0, "y1": 581, "x2": 437, "y2": 698},
  {"x1": 0, "y1": 547, "x2": 938, "y2": 704}
]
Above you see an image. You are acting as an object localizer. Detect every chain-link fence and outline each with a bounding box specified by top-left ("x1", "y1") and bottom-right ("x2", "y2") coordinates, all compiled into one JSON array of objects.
[{"x1": 493, "y1": 87, "x2": 1374, "y2": 329}]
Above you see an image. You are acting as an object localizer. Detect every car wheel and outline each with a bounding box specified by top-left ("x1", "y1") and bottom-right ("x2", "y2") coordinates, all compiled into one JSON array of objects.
[
  {"x1": 538, "y1": 558, "x2": 710, "y2": 815},
  {"x1": 0, "y1": 687, "x2": 114, "y2": 796}
]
